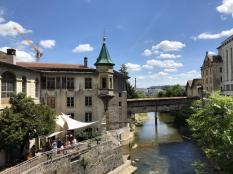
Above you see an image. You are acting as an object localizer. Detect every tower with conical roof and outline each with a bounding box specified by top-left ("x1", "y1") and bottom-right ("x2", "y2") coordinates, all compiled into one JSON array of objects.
[
  {"x1": 95, "y1": 36, "x2": 115, "y2": 131},
  {"x1": 95, "y1": 36, "x2": 115, "y2": 67}
]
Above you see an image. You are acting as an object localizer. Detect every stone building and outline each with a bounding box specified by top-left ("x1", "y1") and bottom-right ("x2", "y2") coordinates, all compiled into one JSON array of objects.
[
  {"x1": 201, "y1": 51, "x2": 223, "y2": 92},
  {"x1": 0, "y1": 38, "x2": 128, "y2": 131},
  {"x1": 186, "y1": 79, "x2": 203, "y2": 97},
  {"x1": 217, "y1": 35, "x2": 233, "y2": 96}
]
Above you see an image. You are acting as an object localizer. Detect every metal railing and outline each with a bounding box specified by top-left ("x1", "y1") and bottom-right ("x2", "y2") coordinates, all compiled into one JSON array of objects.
[{"x1": 0, "y1": 136, "x2": 111, "y2": 174}]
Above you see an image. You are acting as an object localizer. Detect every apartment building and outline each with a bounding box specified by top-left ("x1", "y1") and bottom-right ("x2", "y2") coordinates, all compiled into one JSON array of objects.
[
  {"x1": 218, "y1": 35, "x2": 233, "y2": 96},
  {"x1": 201, "y1": 51, "x2": 223, "y2": 92}
]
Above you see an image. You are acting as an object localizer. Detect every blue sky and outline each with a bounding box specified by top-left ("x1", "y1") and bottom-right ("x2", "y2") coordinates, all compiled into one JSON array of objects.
[{"x1": 0, "y1": 0, "x2": 233, "y2": 87}]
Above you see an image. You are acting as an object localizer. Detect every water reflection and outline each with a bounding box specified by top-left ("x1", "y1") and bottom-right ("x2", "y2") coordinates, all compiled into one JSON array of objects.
[
  {"x1": 126, "y1": 112, "x2": 208, "y2": 174},
  {"x1": 135, "y1": 113, "x2": 182, "y2": 146}
]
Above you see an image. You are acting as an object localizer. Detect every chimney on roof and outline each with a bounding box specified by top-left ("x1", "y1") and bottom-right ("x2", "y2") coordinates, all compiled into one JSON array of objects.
[
  {"x1": 0, "y1": 48, "x2": 16, "y2": 64},
  {"x1": 7, "y1": 48, "x2": 16, "y2": 55},
  {"x1": 84, "y1": 57, "x2": 88, "y2": 67}
]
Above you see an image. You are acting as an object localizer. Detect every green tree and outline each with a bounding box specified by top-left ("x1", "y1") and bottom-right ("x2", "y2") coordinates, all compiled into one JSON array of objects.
[
  {"x1": 119, "y1": 64, "x2": 138, "y2": 99},
  {"x1": 157, "y1": 84, "x2": 186, "y2": 97},
  {"x1": 119, "y1": 64, "x2": 128, "y2": 77},
  {"x1": 0, "y1": 93, "x2": 55, "y2": 164},
  {"x1": 136, "y1": 91, "x2": 145, "y2": 98},
  {"x1": 188, "y1": 93, "x2": 233, "y2": 173}
]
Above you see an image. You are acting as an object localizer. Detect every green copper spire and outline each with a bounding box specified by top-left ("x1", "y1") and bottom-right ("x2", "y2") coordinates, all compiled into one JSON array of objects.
[{"x1": 95, "y1": 36, "x2": 115, "y2": 66}]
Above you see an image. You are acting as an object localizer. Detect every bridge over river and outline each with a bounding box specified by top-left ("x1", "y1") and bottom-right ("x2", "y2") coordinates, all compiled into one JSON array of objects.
[{"x1": 127, "y1": 96, "x2": 198, "y2": 114}]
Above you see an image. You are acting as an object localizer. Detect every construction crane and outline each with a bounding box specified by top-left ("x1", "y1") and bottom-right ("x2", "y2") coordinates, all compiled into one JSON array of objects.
[{"x1": 13, "y1": 26, "x2": 43, "y2": 62}]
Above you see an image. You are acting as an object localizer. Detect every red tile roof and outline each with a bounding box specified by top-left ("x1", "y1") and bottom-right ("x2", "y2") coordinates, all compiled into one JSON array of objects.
[{"x1": 16, "y1": 62, "x2": 94, "y2": 71}]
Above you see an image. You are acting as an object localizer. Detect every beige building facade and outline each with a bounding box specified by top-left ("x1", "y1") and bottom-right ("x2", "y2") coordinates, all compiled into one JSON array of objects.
[
  {"x1": 218, "y1": 35, "x2": 233, "y2": 96},
  {"x1": 0, "y1": 39, "x2": 128, "y2": 131},
  {"x1": 186, "y1": 79, "x2": 203, "y2": 97},
  {"x1": 0, "y1": 49, "x2": 40, "y2": 110},
  {"x1": 201, "y1": 52, "x2": 223, "y2": 92}
]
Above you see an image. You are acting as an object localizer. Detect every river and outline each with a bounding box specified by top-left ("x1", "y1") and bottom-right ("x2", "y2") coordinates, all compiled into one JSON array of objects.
[{"x1": 124, "y1": 112, "x2": 209, "y2": 174}]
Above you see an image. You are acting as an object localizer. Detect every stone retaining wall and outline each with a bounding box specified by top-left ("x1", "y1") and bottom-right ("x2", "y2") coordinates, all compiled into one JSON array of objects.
[{"x1": 23, "y1": 140, "x2": 124, "y2": 174}]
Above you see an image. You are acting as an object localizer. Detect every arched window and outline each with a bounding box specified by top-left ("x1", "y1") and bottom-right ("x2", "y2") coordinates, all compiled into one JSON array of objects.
[
  {"x1": 35, "y1": 78, "x2": 39, "y2": 98},
  {"x1": 1, "y1": 71, "x2": 16, "y2": 98},
  {"x1": 22, "y1": 76, "x2": 27, "y2": 95}
]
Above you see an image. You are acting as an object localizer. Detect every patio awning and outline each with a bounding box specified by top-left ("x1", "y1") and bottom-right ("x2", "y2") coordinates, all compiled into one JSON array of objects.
[
  {"x1": 56, "y1": 113, "x2": 98, "y2": 131},
  {"x1": 46, "y1": 131, "x2": 63, "y2": 138}
]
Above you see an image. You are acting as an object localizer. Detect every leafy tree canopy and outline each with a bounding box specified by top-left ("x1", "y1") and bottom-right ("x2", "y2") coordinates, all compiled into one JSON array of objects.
[
  {"x1": 157, "y1": 84, "x2": 186, "y2": 97},
  {"x1": 0, "y1": 93, "x2": 55, "y2": 159},
  {"x1": 188, "y1": 93, "x2": 233, "y2": 173},
  {"x1": 119, "y1": 64, "x2": 128, "y2": 77}
]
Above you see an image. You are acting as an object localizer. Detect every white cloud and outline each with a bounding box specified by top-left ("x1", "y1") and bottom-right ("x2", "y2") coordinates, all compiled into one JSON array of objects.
[
  {"x1": 0, "y1": 47, "x2": 35, "y2": 62},
  {"x1": 141, "y1": 40, "x2": 184, "y2": 58},
  {"x1": 152, "y1": 40, "x2": 186, "y2": 52},
  {"x1": 72, "y1": 44, "x2": 94, "y2": 53},
  {"x1": 135, "y1": 70, "x2": 201, "y2": 88},
  {"x1": 39, "y1": 40, "x2": 56, "y2": 48},
  {"x1": 158, "y1": 71, "x2": 168, "y2": 76},
  {"x1": 193, "y1": 28, "x2": 233, "y2": 40},
  {"x1": 217, "y1": 0, "x2": 233, "y2": 16},
  {"x1": 153, "y1": 50, "x2": 160, "y2": 54},
  {"x1": 21, "y1": 40, "x2": 33, "y2": 46},
  {"x1": 164, "y1": 68, "x2": 177, "y2": 72},
  {"x1": 142, "y1": 64, "x2": 153, "y2": 69},
  {"x1": 0, "y1": 21, "x2": 32, "y2": 37},
  {"x1": 125, "y1": 63, "x2": 141, "y2": 71},
  {"x1": 208, "y1": 51, "x2": 216, "y2": 55},
  {"x1": 142, "y1": 49, "x2": 152, "y2": 56},
  {"x1": 158, "y1": 53, "x2": 181, "y2": 59},
  {"x1": 0, "y1": 17, "x2": 5, "y2": 23},
  {"x1": 147, "y1": 71, "x2": 152, "y2": 74},
  {"x1": 177, "y1": 70, "x2": 201, "y2": 80},
  {"x1": 143, "y1": 59, "x2": 183, "y2": 69},
  {"x1": 137, "y1": 76, "x2": 146, "y2": 80}
]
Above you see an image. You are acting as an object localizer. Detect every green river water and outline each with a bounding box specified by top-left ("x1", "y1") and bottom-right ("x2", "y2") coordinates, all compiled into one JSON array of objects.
[{"x1": 123, "y1": 112, "x2": 209, "y2": 174}]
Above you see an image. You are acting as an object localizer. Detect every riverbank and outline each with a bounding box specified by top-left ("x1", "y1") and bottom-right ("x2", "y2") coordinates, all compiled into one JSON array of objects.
[
  {"x1": 135, "y1": 113, "x2": 148, "y2": 122},
  {"x1": 108, "y1": 155, "x2": 137, "y2": 174},
  {"x1": 133, "y1": 113, "x2": 148, "y2": 127}
]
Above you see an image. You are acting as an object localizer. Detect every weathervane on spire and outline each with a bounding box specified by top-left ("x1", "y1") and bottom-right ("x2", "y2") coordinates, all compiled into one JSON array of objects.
[{"x1": 103, "y1": 30, "x2": 107, "y2": 44}]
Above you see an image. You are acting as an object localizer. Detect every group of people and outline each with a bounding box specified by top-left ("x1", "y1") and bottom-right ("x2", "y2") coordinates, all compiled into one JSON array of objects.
[
  {"x1": 44, "y1": 135, "x2": 78, "y2": 153},
  {"x1": 27, "y1": 134, "x2": 78, "y2": 160}
]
